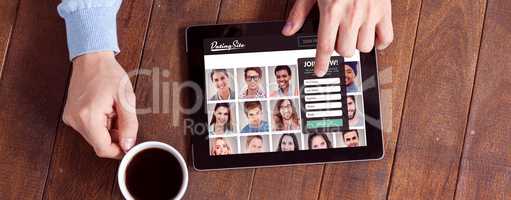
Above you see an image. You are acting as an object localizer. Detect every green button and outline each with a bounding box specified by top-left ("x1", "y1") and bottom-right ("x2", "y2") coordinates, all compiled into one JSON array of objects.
[{"x1": 307, "y1": 119, "x2": 343, "y2": 129}]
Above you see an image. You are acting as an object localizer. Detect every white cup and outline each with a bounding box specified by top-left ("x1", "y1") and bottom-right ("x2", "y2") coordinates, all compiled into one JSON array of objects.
[{"x1": 118, "y1": 141, "x2": 189, "y2": 200}]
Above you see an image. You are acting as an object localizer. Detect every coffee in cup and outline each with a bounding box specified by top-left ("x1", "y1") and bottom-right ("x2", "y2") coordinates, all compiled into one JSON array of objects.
[{"x1": 118, "y1": 141, "x2": 188, "y2": 200}]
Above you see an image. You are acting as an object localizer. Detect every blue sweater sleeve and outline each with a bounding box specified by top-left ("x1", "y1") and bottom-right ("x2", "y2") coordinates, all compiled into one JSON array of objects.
[{"x1": 57, "y1": 0, "x2": 122, "y2": 61}]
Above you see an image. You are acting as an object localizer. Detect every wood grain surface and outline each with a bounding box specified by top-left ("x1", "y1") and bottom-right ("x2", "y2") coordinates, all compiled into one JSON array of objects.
[
  {"x1": 0, "y1": 0, "x2": 19, "y2": 77},
  {"x1": 455, "y1": 0, "x2": 511, "y2": 199},
  {"x1": 0, "y1": 0, "x2": 509, "y2": 199},
  {"x1": 0, "y1": 0, "x2": 69, "y2": 199},
  {"x1": 388, "y1": 0, "x2": 487, "y2": 199}
]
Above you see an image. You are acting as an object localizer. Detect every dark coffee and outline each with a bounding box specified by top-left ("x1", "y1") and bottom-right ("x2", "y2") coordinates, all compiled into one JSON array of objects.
[{"x1": 125, "y1": 148, "x2": 184, "y2": 200}]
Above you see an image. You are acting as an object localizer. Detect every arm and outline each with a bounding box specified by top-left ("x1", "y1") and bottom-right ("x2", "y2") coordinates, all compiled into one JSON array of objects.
[
  {"x1": 58, "y1": 0, "x2": 121, "y2": 60},
  {"x1": 58, "y1": 0, "x2": 138, "y2": 159},
  {"x1": 283, "y1": 0, "x2": 394, "y2": 77}
]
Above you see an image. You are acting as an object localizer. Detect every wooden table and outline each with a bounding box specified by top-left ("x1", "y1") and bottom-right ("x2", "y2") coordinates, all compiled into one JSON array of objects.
[{"x1": 0, "y1": 0, "x2": 509, "y2": 199}]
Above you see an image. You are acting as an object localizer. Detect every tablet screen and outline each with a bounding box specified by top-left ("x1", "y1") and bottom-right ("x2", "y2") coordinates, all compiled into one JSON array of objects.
[{"x1": 203, "y1": 35, "x2": 367, "y2": 156}]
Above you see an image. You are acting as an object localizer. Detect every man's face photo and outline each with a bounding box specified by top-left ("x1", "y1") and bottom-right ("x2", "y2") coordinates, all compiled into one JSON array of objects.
[
  {"x1": 347, "y1": 96, "x2": 357, "y2": 120},
  {"x1": 343, "y1": 131, "x2": 359, "y2": 147},
  {"x1": 278, "y1": 100, "x2": 293, "y2": 120},
  {"x1": 344, "y1": 64, "x2": 356, "y2": 86},
  {"x1": 245, "y1": 69, "x2": 261, "y2": 90},
  {"x1": 247, "y1": 137, "x2": 263, "y2": 153},
  {"x1": 246, "y1": 107, "x2": 262, "y2": 127},
  {"x1": 275, "y1": 69, "x2": 290, "y2": 89},
  {"x1": 212, "y1": 71, "x2": 230, "y2": 90}
]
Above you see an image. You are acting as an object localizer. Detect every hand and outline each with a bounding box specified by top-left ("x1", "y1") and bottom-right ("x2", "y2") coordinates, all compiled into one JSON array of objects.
[
  {"x1": 62, "y1": 51, "x2": 138, "y2": 159},
  {"x1": 282, "y1": 0, "x2": 393, "y2": 76}
]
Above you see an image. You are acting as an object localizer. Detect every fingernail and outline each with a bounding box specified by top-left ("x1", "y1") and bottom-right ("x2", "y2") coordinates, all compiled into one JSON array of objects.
[
  {"x1": 283, "y1": 21, "x2": 293, "y2": 34},
  {"x1": 314, "y1": 64, "x2": 327, "y2": 77},
  {"x1": 121, "y1": 138, "x2": 135, "y2": 152},
  {"x1": 315, "y1": 69, "x2": 326, "y2": 77}
]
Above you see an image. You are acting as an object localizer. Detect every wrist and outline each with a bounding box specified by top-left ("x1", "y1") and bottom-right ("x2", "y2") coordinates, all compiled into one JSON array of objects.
[
  {"x1": 72, "y1": 51, "x2": 119, "y2": 79},
  {"x1": 73, "y1": 51, "x2": 115, "y2": 64}
]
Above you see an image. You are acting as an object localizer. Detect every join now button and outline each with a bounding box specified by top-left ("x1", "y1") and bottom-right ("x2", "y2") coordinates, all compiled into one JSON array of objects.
[{"x1": 306, "y1": 119, "x2": 343, "y2": 129}]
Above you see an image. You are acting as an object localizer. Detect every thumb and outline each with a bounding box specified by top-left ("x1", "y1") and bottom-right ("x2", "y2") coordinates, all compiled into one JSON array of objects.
[
  {"x1": 282, "y1": 0, "x2": 316, "y2": 36},
  {"x1": 116, "y1": 89, "x2": 139, "y2": 152}
]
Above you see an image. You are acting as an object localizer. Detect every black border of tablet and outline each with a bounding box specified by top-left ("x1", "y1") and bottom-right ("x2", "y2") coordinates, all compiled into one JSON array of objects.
[{"x1": 186, "y1": 21, "x2": 383, "y2": 170}]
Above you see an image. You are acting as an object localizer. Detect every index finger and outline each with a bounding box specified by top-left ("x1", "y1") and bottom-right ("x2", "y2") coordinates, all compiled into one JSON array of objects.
[
  {"x1": 315, "y1": 12, "x2": 341, "y2": 77},
  {"x1": 88, "y1": 113, "x2": 123, "y2": 159}
]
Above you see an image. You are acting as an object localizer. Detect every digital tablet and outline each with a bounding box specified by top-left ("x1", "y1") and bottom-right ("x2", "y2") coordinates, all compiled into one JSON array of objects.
[{"x1": 186, "y1": 21, "x2": 384, "y2": 170}]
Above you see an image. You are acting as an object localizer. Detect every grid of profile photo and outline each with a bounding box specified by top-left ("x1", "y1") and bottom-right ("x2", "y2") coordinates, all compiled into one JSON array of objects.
[
  {"x1": 335, "y1": 61, "x2": 367, "y2": 148},
  {"x1": 206, "y1": 61, "x2": 368, "y2": 156}
]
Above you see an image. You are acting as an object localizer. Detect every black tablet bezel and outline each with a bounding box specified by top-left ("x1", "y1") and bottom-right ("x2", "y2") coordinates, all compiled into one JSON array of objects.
[{"x1": 186, "y1": 21, "x2": 383, "y2": 170}]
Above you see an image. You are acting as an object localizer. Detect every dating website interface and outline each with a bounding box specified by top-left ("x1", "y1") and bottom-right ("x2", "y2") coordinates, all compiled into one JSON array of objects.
[{"x1": 204, "y1": 35, "x2": 367, "y2": 156}]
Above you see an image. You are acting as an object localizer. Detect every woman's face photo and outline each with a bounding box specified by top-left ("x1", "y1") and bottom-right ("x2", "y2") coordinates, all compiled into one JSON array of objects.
[
  {"x1": 213, "y1": 139, "x2": 230, "y2": 155},
  {"x1": 213, "y1": 106, "x2": 229, "y2": 126},
  {"x1": 212, "y1": 71, "x2": 230, "y2": 90},
  {"x1": 344, "y1": 64, "x2": 355, "y2": 85},
  {"x1": 280, "y1": 135, "x2": 295, "y2": 151},
  {"x1": 275, "y1": 69, "x2": 290, "y2": 89},
  {"x1": 278, "y1": 100, "x2": 293, "y2": 120},
  {"x1": 247, "y1": 137, "x2": 263, "y2": 153},
  {"x1": 311, "y1": 135, "x2": 328, "y2": 149}
]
